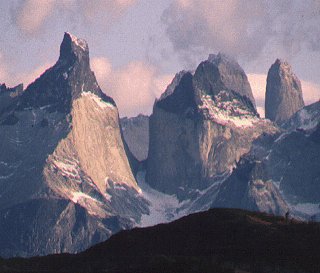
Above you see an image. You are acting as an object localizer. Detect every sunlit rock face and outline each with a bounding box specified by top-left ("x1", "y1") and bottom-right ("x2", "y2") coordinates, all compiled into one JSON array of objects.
[
  {"x1": 0, "y1": 32, "x2": 148, "y2": 257},
  {"x1": 146, "y1": 54, "x2": 278, "y2": 199},
  {"x1": 265, "y1": 59, "x2": 305, "y2": 125}
]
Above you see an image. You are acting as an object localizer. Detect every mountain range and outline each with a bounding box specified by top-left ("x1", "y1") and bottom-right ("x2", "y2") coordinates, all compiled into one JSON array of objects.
[{"x1": 0, "y1": 33, "x2": 319, "y2": 258}]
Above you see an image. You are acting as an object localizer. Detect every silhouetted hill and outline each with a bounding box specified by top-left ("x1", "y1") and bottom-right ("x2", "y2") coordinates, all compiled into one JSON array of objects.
[{"x1": 1, "y1": 208, "x2": 320, "y2": 273}]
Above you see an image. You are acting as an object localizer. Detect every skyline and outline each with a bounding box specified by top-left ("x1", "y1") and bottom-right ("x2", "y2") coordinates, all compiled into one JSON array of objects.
[{"x1": 1, "y1": 0, "x2": 319, "y2": 117}]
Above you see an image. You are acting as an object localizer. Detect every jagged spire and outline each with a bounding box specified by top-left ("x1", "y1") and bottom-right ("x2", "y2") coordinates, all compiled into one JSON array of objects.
[
  {"x1": 59, "y1": 32, "x2": 89, "y2": 64},
  {"x1": 17, "y1": 32, "x2": 115, "y2": 112}
]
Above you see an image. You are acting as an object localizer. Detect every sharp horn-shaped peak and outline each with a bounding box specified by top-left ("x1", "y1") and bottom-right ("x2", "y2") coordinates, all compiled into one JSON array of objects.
[
  {"x1": 59, "y1": 32, "x2": 89, "y2": 64},
  {"x1": 16, "y1": 32, "x2": 116, "y2": 113}
]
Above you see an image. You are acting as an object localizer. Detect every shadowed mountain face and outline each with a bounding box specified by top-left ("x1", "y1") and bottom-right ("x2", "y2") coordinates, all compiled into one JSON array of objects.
[
  {"x1": 120, "y1": 114, "x2": 149, "y2": 161},
  {"x1": 211, "y1": 101, "x2": 320, "y2": 220},
  {"x1": 265, "y1": 59, "x2": 305, "y2": 125},
  {"x1": 0, "y1": 33, "x2": 148, "y2": 257},
  {"x1": 1, "y1": 208, "x2": 320, "y2": 273}
]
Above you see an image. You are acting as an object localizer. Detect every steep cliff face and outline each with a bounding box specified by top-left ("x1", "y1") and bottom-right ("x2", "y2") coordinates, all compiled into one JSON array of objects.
[
  {"x1": 120, "y1": 114, "x2": 149, "y2": 161},
  {"x1": 265, "y1": 59, "x2": 305, "y2": 124},
  {"x1": 0, "y1": 33, "x2": 148, "y2": 257},
  {"x1": 147, "y1": 54, "x2": 277, "y2": 198}
]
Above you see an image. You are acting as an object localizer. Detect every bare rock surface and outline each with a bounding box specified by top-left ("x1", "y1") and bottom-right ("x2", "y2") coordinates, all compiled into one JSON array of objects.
[{"x1": 265, "y1": 59, "x2": 304, "y2": 124}]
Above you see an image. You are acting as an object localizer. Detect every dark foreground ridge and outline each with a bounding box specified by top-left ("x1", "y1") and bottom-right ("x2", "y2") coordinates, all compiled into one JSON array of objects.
[{"x1": 1, "y1": 208, "x2": 320, "y2": 273}]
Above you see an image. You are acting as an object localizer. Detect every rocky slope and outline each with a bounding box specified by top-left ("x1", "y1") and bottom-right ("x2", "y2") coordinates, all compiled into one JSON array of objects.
[
  {"x1": 265, "y1": 59, "x2": 305, "y2": 125},
  {"x1": 120, "y1": 114, "x2": 149, "y2": 161},
  {"x1": 0, "y1": 33, "x2": 148, "y2": 257},
  {"x1": 147, "y1": 54, "x2": 278, "y2": 199},
  {"x1": 209, "y1": 101, "x2": 320, "y2": 220},
  {"x1": 265, "y1": 102, "x2": 320, "y2": 217},
  {"x1": 0, "y1": 83, "x2": 23, "y2": 114}
]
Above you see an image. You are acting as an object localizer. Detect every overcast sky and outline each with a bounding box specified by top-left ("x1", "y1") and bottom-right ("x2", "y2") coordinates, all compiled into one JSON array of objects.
[{"x1": 0, "y1": 0, "x2": 319, "y2": 117}]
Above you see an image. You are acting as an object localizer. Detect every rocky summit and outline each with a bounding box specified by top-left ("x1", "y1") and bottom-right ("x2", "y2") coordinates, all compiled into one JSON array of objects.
[
  {"x1": 147, "y1": 54, "x2": 277, "y2": 199},
  {"x1": 0, "y1": 33, "x2": 148, "y2": 257},
  {"x1": 265, "y1": 59, "x2": 305, "y2": 125}
]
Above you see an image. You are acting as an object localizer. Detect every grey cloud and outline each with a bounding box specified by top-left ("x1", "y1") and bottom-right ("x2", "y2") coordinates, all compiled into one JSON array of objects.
[
  {"x1": 162, "y1": 0, "x2": 320, "y2": 67},
  {"x1": 11, "y1": 0, "x2": 137, "y2": 35}
]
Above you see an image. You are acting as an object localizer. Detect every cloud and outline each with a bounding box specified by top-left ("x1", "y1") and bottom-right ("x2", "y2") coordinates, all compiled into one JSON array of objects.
[
  {"x1": 13, "y1": 0, "x2": 138, "y2": 35},
  {"x1": 247, "y1": 73, "x2": 267, "y2": 116},
  {"x1": 162, "y1": 0, "x2": 320, "y2": 66},
  {"x1": 91, "y1": 58, "x2": 172, "y2": 117},
  {"x1": 91, "y1": 57, "x2": 112, "y2": 81},
  {"x1": 80, "y1": 0, "x2": 137, "y2": 21},
  {"x1": 0, "y1": 52, "x2": 9, "y2": 82},
  {"x1": 14, "y1": 0, "x2": 56, "y2": 35},
  {"x1": 301, "y1": 81, "x2": 320, "y2": 105},
  {"x1": 248, "y1": 73, "x2": 320, "y2": 118}
]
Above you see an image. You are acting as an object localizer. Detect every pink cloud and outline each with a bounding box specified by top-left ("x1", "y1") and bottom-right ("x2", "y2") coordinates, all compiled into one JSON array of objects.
[
  {"x1": 15, "y1": 0, "x2": 56, "y2": 35},
  {"x1": 13, "y1": 0, "x2": 138, "y2": 35},
  {"x1": 92, "y1": 58, "x2": 172, "y2": 117},
  {"x1": 91, "y1": 57, "x2": 112, "y2": 82}
]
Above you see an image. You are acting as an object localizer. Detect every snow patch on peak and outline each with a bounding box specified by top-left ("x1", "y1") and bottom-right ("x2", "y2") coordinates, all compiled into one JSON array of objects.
[
  {"x1": 52, "y1": 158, "x2": 81, "y2": 182},
  {"x1": 71, "y1": 191, "x2": 95, "y2": 203},
  {"x1": 65, "y1": 32, "x2": 88, "y2": 51},
  {"x1": 199, "y1": 93, "x2": 259, "y2": 127},
  {"x1": 82, "y1": 91, "x2": 115, "y2": 109},
  {"x1": 71, "y1": 191, "x2": 108, "y2": 218}
]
